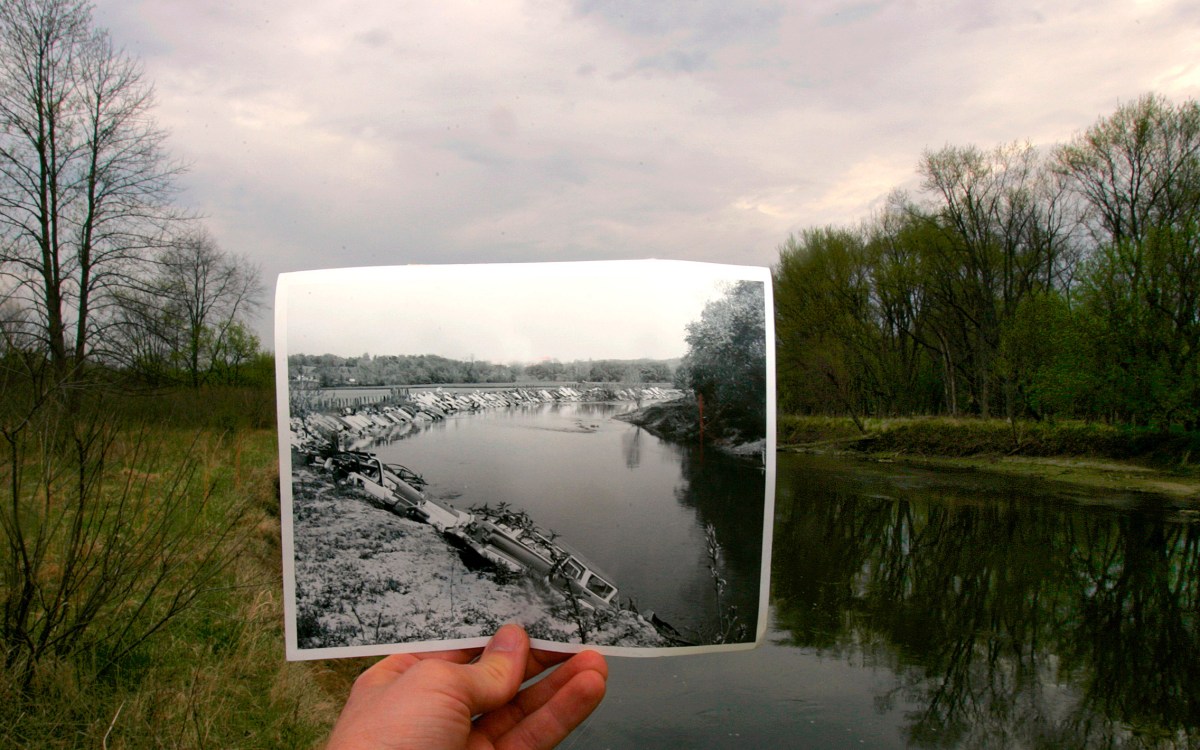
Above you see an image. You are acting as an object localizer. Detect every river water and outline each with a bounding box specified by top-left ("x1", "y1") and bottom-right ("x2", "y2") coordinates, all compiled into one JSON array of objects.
[
  {"x1": 376, "y1": 406, "x2": 1200, "y2": 747},
  {"x1": 585, "y1": 453, "x2": 1200, "y2": 749}
]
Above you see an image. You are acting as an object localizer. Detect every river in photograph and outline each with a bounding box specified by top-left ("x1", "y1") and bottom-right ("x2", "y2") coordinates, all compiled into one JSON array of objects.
[{"x1": 372, "y1": 401, "x2": 767, "y2": 642}]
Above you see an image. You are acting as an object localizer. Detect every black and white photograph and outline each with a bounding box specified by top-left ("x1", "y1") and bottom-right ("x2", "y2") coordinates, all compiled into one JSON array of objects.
[{"x1": 276, "y1": 260, "x2": 775, "y2": 659}]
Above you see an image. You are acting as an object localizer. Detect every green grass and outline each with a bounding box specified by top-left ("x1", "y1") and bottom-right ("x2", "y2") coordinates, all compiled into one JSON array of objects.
[{"x1": 0, "y1": 387, "x2": 339, "y2": 749}]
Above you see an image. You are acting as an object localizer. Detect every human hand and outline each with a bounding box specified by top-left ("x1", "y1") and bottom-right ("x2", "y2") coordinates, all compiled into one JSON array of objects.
[{"x1": 326, "y1": 624, "x2": 608, "y2": 750}]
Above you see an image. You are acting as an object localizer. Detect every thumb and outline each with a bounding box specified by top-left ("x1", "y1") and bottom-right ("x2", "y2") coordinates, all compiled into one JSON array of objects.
[{"x1": 459, "y1": 624, "x2": 529, "y2": 715}]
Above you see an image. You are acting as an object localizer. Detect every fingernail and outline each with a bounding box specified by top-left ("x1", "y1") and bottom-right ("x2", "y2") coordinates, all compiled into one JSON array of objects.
[{"x1": 489, "y1": 624, "x2": 522, "y2": 653}]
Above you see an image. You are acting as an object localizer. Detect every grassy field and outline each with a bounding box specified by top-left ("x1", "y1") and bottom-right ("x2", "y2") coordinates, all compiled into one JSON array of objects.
[
  {"x1": 0, "y1": 383, "x2": 668, "y2": 749},
  {"x1": 0, "y1": 388, "x2": 347, "y2": 749}
]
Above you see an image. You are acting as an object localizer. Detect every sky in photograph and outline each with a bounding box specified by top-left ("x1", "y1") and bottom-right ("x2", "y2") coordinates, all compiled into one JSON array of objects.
[
  {"x1": 279, "y1": 261, "x2": 762, "y2": 362},
  {"x1": 89, "y1": 1, "x2": 1200, "y2": 347}
]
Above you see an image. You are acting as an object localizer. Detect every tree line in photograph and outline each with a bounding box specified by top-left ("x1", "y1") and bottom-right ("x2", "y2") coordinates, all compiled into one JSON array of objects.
[
  {"x1": 775, "y1": 93, "x2": 1200, "y2": 432},
  {"x1": 288, "y1": 353, "x2": 676, "y2": 387},
  {"x1": 674, "y1": 280, "x2": 768, "y2": 440}
]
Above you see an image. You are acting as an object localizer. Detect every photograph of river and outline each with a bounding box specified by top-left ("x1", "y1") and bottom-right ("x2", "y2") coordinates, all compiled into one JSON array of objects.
[{"x1": 276, "y1": 260, "x2": 776, "y2": 658}]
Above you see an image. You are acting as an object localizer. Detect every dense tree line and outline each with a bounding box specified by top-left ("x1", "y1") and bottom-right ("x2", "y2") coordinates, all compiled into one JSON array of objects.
[
  {"x1": 0, "y1": 0, "x2": 264, "y2": 392},
  {"x1": 776, "y1": 94, "x2": 1200, "y2": 430},
  {"x1": 288, "y1": 353, "x2": 676, "y2": 386}
]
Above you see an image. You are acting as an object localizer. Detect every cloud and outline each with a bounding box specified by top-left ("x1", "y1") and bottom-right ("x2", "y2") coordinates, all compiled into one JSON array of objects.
[{"x1": 88, "y1": 0, "x2": 1200, "y2": 348}]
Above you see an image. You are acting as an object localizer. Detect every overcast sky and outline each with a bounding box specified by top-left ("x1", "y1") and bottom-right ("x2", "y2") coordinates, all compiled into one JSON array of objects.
[{"x1": 90, "y1": 1, "x2": 1199, "y2": 348}]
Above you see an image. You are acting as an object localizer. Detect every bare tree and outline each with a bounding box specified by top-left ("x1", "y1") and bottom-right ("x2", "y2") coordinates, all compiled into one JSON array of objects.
[
  {"x1": 115, "y1": 229, "x2": 262, "y2": 387},
  {"x1": 163, "y1": 229, "x2": 262, "y2": 388},
  {"x1": 0, "y1": 0, "x2": 179, "y2": 385},
  {"x1": 1055, "y1": 93, "x2": 1200, "y2": 247}
]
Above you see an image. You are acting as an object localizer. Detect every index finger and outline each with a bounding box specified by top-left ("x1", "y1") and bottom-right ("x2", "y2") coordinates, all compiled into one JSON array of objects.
[{"x1": 369, "y1": 645, "x2": 483, "y2": 679}]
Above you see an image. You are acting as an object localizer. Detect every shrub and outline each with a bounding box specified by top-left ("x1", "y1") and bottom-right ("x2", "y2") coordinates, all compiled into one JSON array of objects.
[{"x1": 0, "y1": 393, "x2": 251, "y2": 689}]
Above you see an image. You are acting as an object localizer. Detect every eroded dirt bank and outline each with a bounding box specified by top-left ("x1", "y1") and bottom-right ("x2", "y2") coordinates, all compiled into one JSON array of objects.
[{"x1": 290, "y1": 465, "x2": 668, "y2": 650}]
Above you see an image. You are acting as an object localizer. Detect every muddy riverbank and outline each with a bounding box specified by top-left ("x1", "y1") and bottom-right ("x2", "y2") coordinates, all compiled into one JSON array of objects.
[
  {"x1": 289, "y1": 462, "x2": 668, "y2": 649},
  {"x1": 778, "y1": 415, "x2": 1200, "y2": 500}
]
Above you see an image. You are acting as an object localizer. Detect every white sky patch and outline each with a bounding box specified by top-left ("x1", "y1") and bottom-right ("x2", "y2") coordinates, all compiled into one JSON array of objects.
[
  {"x1": 278, "y1": 260, "x2": 752, "y2": 362},
  {"x1": 810, "y1": 156, "x2": 915, "y2": 222}
]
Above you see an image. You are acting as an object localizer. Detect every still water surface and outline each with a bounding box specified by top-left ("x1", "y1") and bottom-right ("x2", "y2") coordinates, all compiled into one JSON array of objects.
[
  {"x1": 588, "y1": 453, "x2": 1200, "y2": 749},
  {"x1": 377, "y1": 406, "x2": 1199, "y2": 747}
]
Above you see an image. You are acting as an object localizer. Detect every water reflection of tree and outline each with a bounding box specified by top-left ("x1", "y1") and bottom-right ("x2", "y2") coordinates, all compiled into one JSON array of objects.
[
  {"x1": 622, "y1": 427, "x2": 642, "y2": 469},
  {"x1": 673, "y1": 448, "x2": 767, "y2": 643},
  {"x1": 773, "y1": 461, "x2": 1200, "y2": 748}
]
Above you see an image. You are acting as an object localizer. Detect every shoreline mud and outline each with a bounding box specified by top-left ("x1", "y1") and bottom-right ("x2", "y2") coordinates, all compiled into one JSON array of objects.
[
  {"x1": 289, "y1": 464, "x2": 668, "y2": 649},
  {"x1": 777, "y1": 416, "x2": 1200, "y2": 501}
]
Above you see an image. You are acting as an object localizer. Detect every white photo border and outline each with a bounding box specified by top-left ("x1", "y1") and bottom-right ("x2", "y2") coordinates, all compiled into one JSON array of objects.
[{"x1": 276, "y1": 259, "x2": 776, "y2": 660}]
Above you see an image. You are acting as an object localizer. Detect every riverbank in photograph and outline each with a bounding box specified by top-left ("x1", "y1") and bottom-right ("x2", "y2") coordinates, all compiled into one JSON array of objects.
[
  {"x1": 290, "y1": 463, "x2": 667, "y2": 649},
  {"x1": 777, "y1": 415, "x2": 1200, "y2": 500},
  {"x1": 284, "y1": 380, "x2": 768, "y2": 654},
  {"x1": 614, "y1": 398, "x2": 768, "y2": 460}
]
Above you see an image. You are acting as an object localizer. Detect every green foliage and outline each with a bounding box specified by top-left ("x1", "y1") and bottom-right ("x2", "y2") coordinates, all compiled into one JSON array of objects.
[
  {"x1": 778, "y1": 414, "x2": 1200, "y2": 463},
  {"x1": 1079, "y1": 224, "x2": 1200, "y2": 428},
  {"x1": 775, "y1": 93, "x2": 1200, "y2": 431},
  {"x1": 999, "y1": 293, "x2": 1104, "y2": 418},
  {"x1": 776, "y1": 414, "x2": 868, "y2": 445},
  {"x1": 678, "y1": 281, "x2": 767, "y2": 440}
]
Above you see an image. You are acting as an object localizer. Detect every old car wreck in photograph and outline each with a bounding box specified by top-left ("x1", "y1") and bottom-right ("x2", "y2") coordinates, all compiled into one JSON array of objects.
[{"x1": 327, "y1": 448, "x2": 621, "y2": 612}]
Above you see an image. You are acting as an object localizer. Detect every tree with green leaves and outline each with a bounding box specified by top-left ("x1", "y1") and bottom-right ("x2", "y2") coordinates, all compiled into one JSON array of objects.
[
  {"x1": 772, "y1": 93, "x2": 1200, "y2": 429},
  {"x1": 774, "y1": 227, "x2": 879, "y2": 425},
  {"x1": 1058, "y1": 94, "x2": 1200, "y2": 428},
  {"x1": 915, "y1": 142, "x2": 1073, "y2": 419}
]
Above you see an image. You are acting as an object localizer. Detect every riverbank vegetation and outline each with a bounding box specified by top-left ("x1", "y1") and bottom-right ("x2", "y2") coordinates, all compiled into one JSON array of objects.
[
  {"x1": 775, "y1": 94, "x2": 1200, "y2": 440},
  {"x1": 779, "y1": 414, "x2": 1200, "y2": 498},
  {"x1": 780, "y1": 415, "x2": 1200, "y2": 462}
]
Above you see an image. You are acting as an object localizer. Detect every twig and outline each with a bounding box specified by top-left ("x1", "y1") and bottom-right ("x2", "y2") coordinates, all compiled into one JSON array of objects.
[{"x1": 102, "y1": 700, "x2": 125, "y2": 750}]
